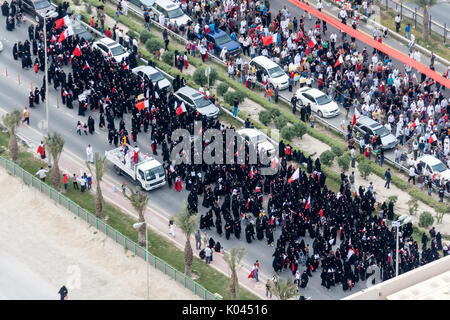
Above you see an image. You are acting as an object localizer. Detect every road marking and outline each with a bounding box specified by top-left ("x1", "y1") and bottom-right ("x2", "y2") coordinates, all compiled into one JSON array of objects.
[{"x1": 65, "y1": 112, "x2": 74, "y2": 118}]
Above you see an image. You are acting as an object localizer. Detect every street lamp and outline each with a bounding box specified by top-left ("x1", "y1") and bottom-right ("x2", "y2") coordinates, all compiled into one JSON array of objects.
[
  {"x1": 392, "y1": 214, "x2": 413, "y2": 277},
  {"x1": 43, "y1": 11, "x2": 51, "y2": 168},
  {"x1": 133, "y1": 221, "x2": 149, "y2": 300}
]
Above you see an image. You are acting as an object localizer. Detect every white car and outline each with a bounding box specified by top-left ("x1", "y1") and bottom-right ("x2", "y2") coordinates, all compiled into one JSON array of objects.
[
  {"x1": 413, "y1": 155, "x2": 450, "y2": 183},
  {"x1": 249, "y1": 56, "x2": 290, "y2": 90},
  {"x1": 296, "y1": 87, "x2": 340, "y2": 118},
  {"x1": 93, "y1": 38, "x2": 129, "y2": 63},
  {"x1": 132, "y1": 66, "x2": 171, "y2": 91},
  {"x1": 237, "y1": 128, "x2": 276, "y2": 157},
  {"x1": 151, "y1": 0, "x2": 191, "y2": 27}
]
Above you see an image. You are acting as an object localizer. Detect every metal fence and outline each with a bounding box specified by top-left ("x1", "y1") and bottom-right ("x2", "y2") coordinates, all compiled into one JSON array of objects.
[{"x1": 0, "y1": 155, "x2": 220, "y2": 300}]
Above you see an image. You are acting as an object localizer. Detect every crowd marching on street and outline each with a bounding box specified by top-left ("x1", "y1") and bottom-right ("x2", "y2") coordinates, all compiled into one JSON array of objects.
[{"x1": 3, "y1": 0, "x2": 450, "y2": 297}]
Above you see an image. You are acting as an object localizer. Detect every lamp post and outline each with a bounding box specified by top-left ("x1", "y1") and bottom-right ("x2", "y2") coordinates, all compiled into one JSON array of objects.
[
  {"x1": 133, "y1": 222, "x2": 149, "y2": 300},
  {"x1": 393, "y1": 215, "x2": 413, "y2": 277},
  {"x1": 43, "y1": 12, "x2": 51, "y2": 168}
]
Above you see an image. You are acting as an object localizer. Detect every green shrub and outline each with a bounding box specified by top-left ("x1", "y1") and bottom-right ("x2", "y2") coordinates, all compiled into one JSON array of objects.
[
  {"x1": 259, "y1": 111, "x2": 272, "y2": 126},
  {"x1": 331, "y1": 144, "x2": 345, "y2": 157},
  {"x1": 419, "y1": 211, "x2": 434, "y2": 228},
  {"x1": 281, "y1": 126, "x2": 296, "y2": 141},
  {"x1": 320, "y1": 150, "x2": 335, "y2": 166},
  {"x1": 223, "y1": 91, "x2": 245, "y2": 106},
  {"x1": 337, "y1": 154, "x2": 351, "y2": 172},
  {"x1": 86, "y1": 2, "x2": 93, "y2": 14},
  {"x1": 273, "y1": 115, "x2": 288, "y2": 130},
  {"x1": 140, "y1": 30, "x2": 153, "y2": 45},
  {"x1": 269, "y1": 108, "x2": 281, "y2": 119},
  {"x1": 387, "y1": 195, "x2": 398, "y2": 205},
  {"x1": 193, "y1": 67, "x2": 218, "y2": 87},
  {"x1": 358, "y1": 159, "x2": 372, "y2": 180},
  {"x1": 73, "y1": 0, "x2": 81, "y2": 5},
  {"x1": 145, "y1": 39, "x2": 162, "y2": 54},
  {"x1": 162, "y1": 50, "x2": 174, "y2": 66},
  {"x1": 216, "y1": 83, "x2": 229, "y2": 96},
  {"x1": 293, "y1": 122, "x2": 307, "y2": 139},
  {"x1": 128, "y1": 30, "x2": 138, "y2": 41}
]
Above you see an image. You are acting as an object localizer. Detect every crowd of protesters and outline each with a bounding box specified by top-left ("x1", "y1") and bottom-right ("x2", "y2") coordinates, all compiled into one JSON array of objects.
[{"x1": 5, "y1": 0, "x2": 450, "y2": 295}]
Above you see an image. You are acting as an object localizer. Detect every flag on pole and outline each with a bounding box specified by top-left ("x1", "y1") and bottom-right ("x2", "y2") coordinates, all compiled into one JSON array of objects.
[
  {"x1": 57, "y1": 27, "x2": 74, "y2": 43},
  {"x1": 305, "y1": 196, "x2": 310, "y2": 210},
  {"x1": 352, "y1": 113, "x2": 356, "y2": 126},
  {"x1": 271, "y1": 157, "x2": 279, "y2": 169},
  {"x1": 307, "y1": 36, "x2": 317, "y2": 48},
  {"x1": 262, "y1": 35, "x2": 274, "y2": 46},
  {"x1": 82, "y1": 61, "x2": 91, "y2": 71},
  {"x1": 55, "y1": 15, "x2": 71, "y2": 30},
  {"x1": 334, "y1": 55, "x2": 344, "y2": 68},
  {"x1": 176, "y1": 102, "x2": 187, "y2": 115},
  {"x1": 72, "y1": 46, "x2": 81, "y2": 57},
  {"x1": 429, "y1": 134, "x2": 437, "y2": 143},
  {"x1": 288, "y1": 168, "x2": 300, "y2": 183},
  {"x1": 250, "y1": 167, "x2": 256, "y2": 179}
]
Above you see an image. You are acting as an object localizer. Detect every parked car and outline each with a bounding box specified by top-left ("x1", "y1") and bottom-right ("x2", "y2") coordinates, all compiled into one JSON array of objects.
[
  {"x1": 354, "y1": 116, "x2": 398, "y2": 150},
  {"x1": 174, "y1": 86, "x2": 219, "y2": 119},
  {"x1": 132, "y1": 66, "x2": 171, "y2": 91},
  {"x1": 92, "y1": 37, "x2": 129, "y2": 63},
  {"x1": 237, "y1": 128, "x2": 276, "y2": 157},
  {"x1": 71, "y1": 20, "x2": 94, "y2": 43},
  {"x1": 413, "y1": 155, "x2": 450, "y2": 183},
  {"x1": 129, "y1": 0, "x2": 154, "y2": 10},
  {"x1": 151, "y1": 0, "x2": 191, "y2": 27},
  {"x1": 21, "y1": 0, "x2": 58, "y2": 24},
  {"x1": 249, "y1": 56, "x2": 289, "y2": 90},
  {"x1": 194, "y1": 29, "x2": 241, "y2": 58},
  {"x1": 296, "y1": 87, "x2": 340, "y2": 118}
]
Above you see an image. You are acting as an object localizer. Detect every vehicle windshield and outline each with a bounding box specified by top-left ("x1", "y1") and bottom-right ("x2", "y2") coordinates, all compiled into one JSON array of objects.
[
  {"x1": 194, "y1": 96, "x2": 212, "y2": 108},
  {"x1": 374, "y1": 126, "x2": 391, "y2": 138},
  {"x1": 268, "y1": 66, "x2": 285, "y2": 78},
  {"x1": 167, "y1": 7, "x2": 184, "y2": 19},
  {"x1": 145, "y1": 166, "x2": 165, "y2": 181},
  {"x1": 72, "y1": 25, "x2": 85, "y2": 34},
  {"x1": 149, "y1": 72, "x2": 165, "y2": 82},
  {"x1": 110, "y1": 45, "x2": 126, "y2": 56},
  {"x1": 431, "y1": 162, "x2": 447, "y2": 173},
  {"x1": 315, "y1": 94, "x2": 333, "y2": 105},
  {"x1": 215, "y1": 34, "x2": 232, "y2": 46},
  {"x1": 35, "y1": 0, "x2": 52, "y2": 9},
  {"x1": 251, "y1": 134, "x2": 267, "y2": 144}
]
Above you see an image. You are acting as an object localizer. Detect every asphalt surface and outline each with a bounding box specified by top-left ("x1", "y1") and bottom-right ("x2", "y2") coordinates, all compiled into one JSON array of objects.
[{"x1": 0, "y1": 14, "x2": 372, "y2": 300}]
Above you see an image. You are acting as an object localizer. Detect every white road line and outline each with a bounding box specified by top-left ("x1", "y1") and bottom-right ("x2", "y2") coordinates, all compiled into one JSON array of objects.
[{"x1": 65, "y1": 112, "x2": 74, "y2": 118}]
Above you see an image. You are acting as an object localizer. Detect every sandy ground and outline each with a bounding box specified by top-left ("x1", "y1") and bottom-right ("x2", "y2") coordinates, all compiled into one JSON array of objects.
[
  {"x1": 292, "y1": 134, "x2": 331, "y2": 158},
  {"x1": 0, "y1": 169, "x2": 199, "y2": 300}
]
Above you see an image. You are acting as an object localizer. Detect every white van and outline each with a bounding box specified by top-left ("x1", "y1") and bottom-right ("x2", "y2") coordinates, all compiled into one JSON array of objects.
[
  {"x1": 249, "y1": 56, "x2": 289, "y2": 90},
  {"x1": 151, "y1": 0, "x2": 191, "y2": 27}
]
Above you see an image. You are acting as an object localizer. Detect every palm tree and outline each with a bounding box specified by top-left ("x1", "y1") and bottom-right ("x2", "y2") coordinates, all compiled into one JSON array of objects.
[
  {"x1": 87, "y1": 152, "x2": 107, "y2": 218},
  {"x1": 175, "y1": 202, "x2": 198, "y2": 277},
  {"x1": 44, "y1": 133, "x2": 65, "y2": 190},
  {"x1": 2, "y1": 109, "x2": 22, "y2": 163},
  {"x1": 413, "y1": 0, "x2": 437, "y2": 42},
  {"x1": 223, "y1": 247, "x2": 245, "y2": 300},
  {"x1": 272, "y1": 275, "x2": 300, "y2": 300},
  {"x1": 125, "y1": 186, "x2": 149, "y2": 246}
]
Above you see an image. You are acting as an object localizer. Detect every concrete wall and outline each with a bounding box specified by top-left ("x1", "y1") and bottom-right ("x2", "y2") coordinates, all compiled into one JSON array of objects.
[{"x1": 343, "y1": 255, "x2": 450, "y2": 300}]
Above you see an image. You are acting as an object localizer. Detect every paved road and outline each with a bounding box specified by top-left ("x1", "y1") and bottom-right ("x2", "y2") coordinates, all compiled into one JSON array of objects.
[{"x1": 0, "y1": 15, "x2": 371, "y2": 299}]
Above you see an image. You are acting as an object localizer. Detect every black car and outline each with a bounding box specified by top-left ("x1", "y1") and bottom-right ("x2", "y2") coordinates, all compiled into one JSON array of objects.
[{"x1": 21, "y1": 0, "x2": 58, "y2": 24}]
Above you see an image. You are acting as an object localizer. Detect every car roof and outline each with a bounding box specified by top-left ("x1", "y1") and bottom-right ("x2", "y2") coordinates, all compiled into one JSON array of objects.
[
  {"x1": 298, "y1": 87, "x2": 326, "y2": 98},
  {"x1": 154, "y1": 0, "x2": 179, "y2": 9},
  {"x1": 237, "y1": 128, "x2": 262, "y2": 138},
  {"x1": 208, "y1": 30, "x2": 227, "y2": 38},
  {"x1": 98, "y1": 37, "x2": 118, "y2": 46},
  {"x1": 357, "y1": 116, "x2": 381, "y2": 128},
  {"x1": 176, "y1": 86, "x2": 202, "y2": 97},
  {"x1": 132, "y1": 66, "x2": 159, "y2": 75},
  {"x1": 251, "y1": 56, "x2": 279, "y2": 69},
  {"x1": 418, "y1": 155, "x2": 442, "y2": 165}
]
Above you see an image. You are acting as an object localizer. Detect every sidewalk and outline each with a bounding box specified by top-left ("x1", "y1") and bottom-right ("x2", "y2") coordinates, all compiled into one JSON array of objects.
[{"x1": 15, "y1": 124, "x2": 269, "y2": 300}]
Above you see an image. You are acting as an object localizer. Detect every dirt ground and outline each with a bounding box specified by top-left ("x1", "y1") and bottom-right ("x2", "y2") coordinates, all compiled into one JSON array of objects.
[{"x1": 0, "y1": 169, "x2": 199, "y2": 300}]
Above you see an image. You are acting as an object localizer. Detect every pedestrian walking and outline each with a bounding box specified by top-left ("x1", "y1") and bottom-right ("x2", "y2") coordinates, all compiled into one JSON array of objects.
[
  {"x1": 350, "y1": 146, "x2": 356, "y2": 168},
  {"x1": 233, "y1": 97, "x2": 239, "y2": 117},
  {"x1": 36, "y1": 141, "x2": 46, "y2": 159},
  {"x1": 204, "y1": 246, "x2": 212, "y2": 264},
  {"x1": 63, "y1": 172, "x2": 68, "y2": 192},
  {"x1": 121, "y1": 181, "x2": 127, "y2": 195},
  {"x1": 265, "y1": 279, "x2": 273, "y2": 298},
  {"x1": 72, "y1": 173, "x2": 79, "y2": 190},
  {"x1": 76, "y1": 121, "x2": 82, "y2": 135},
  {"x1": 384, "y1": 168, "x2": 391, "y2": 189},
  {"x1": 86, "y1": 144, "x2": 94, "y2": 164},
  {"x1": 408, "y1": 165, "x2": 416, "y2": 185},
  {"x1": 36, "y1": 167, "x2": 48, "y2": 182},
  {"x1": 22, "y1": 107, "x2": 30, "y2": 125},
  {"x1": 80, "y1": 175, "x2": 87, "y2": 192},
  {"x1": 58, "y1": 285, "x2": 68, "y2": 300},
  {"x1": 195, "y1": 229, "x2": 201, "y2": 250},
  {"x1": 168, "y1": 218, "x2": 175, "y2": 237}
]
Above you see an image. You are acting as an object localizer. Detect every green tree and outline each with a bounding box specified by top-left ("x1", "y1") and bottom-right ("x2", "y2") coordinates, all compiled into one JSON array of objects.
[
  {"x1": 44, "y1": 132, "x2": 65, "y2": 190},
  {"x1": 140, "y1": 29, "x2": 152, "y2": 44},
  {"x1": 331, "y1": 144, "x2": 344, "y2": 157},
  {"x1": 2, "y1": 109, "x2": 22, "y2": 163},
  {"x1": 175, "y1": 202, "x2": 198, "y2": 277},
  {"x1": 273, "y1": 115, "x2": 288, "y2": 130},
  {"x1": 337, "y1": 154, "x2": 351, "y2": 172},
  {"x1": 162, "y1": 50, "x2": 174, "y2": 66},
  {"x1": 280, "y1": 126, "x2": 296, "y2": 141},
  {"x1": 358, "y1": 159, "x2": 372, "y2": 179},
  {"x1": 435, "y1": 204, "x2": 449, "y2": 224},
  {"x1": 126, "y1": 186, "x2": 149, "y2": 246},
  {"x1": 145, "y1": 38, "x2": 162, "y2": 54},
  {"x1": 407, "y1": 199, "x2": 419, "y2": 216},
  {"x1": 419, "y1": 211, "x2": 434, "y2": 228},
  {"x1": 293, "y1": 122, "x2": 307, "y2": 139},
  {"x1": 193, "y1": 67, "x2": 218, "y2": 87},
  {"x1": 269, "y1": 108, "x2": 281, "y2": 119},
  {"x1": 413, "y1": 0, "x2": 437, "y2": 42},
  {"x1": 272, "y1": 276, "x2": 299, "y2": 300},
  {"x1": 216, "y1": 83, "x2": 229, "y2": 96},
  {"x1": 223, "y1": 247, "x2": 245, "y2": 300},
  {"x1": 320, "y1": 150, "x2": 335, "y2": 166},
  {"x1": 87, "y1": 152, "x2": 107, "y2": 218}
]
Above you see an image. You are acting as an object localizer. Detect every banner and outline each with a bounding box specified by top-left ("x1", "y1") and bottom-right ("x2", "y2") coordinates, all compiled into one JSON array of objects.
[{"x1": 287, "y1": 0, "x2": 450, "y2": 88}]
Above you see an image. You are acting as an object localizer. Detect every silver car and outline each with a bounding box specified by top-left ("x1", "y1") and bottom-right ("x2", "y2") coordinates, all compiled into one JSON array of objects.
[
  {"x1": 174, "y1": 86, "x2": 219, "y2": 119},
  {"x1": 354, "y1": 116, "x2": 398, "y2": 150},
  {"x1": 132, "y1": 66, "x2": 171, "y2": 91}
]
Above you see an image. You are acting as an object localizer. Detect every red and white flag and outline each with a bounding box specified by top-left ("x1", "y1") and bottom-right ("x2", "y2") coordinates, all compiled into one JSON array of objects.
[
  {"x1": 176, "y1": 102, "x2": 187, "y2": 115},
  {"x1": 352, "y1": 113, "x2": 356, "y2": 126},
  {"x1": 58, "y1": 27, "x2": 74, "y2": 43},
  {"x1": 307, "y1": 36, "x2": 317, "y2": 48},
  {"x1": 55, "y1": 15, "x2": 71, "y2": 30},
  {"x1": 72, "y1": 45, "x2": 81, "y2": 57},
  {"x1": 304, "y1": 196, "x2": 310, "y2": 210},
  {"x1": 271, "y1": 157, "x2": 279, "y2": 169},
  {"x1": 429, "y1": 134, "x2": 437, "y2": 143},
  {"x1": 334, "y1": 55, "x2": 344, "y2": 68},
  {"x1": 250, "y1": 167, "x2": 256, "y2": 179},
  {"x1": 288, "y1": 168, "x2": 300, "y2": 183},
  {"x1": 82, "y1": 61, "x2": 91, "y2": 71}
]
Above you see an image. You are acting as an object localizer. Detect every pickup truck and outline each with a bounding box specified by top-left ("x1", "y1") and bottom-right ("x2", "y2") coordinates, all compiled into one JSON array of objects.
[{"x1": 105, "y1": 145, "x2": 166, "y2": 191}]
